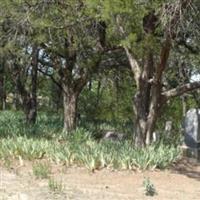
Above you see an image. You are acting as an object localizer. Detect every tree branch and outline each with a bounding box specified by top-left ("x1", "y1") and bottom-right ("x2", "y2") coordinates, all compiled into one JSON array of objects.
[
  {"x1": 176, "y1": 38, "x2": 199, "y2": 54},
  {"x1": 155, "y1": 36, "x2": 171, "y2": 82},
  {"x1": 162, "y1": 81, "x2": 200, "y2": 99},
  {"x1": 115, "y1": 15, "x2": 141, "y2": 88},
  {"x1": 37, "y1": 67, "x2": 63, "y2": 91}
]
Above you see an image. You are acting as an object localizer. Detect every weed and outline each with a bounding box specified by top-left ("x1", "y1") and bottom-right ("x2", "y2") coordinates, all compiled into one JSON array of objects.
[
  {"x1": 48, "y1": 178, "x2": 64, "y2": 193},
  {"x1": 143, "y1": 177, "x2": 157, "y2": 196},
  {"x1": 32, "y1": 162, "x2": 51, "y2": 179}
]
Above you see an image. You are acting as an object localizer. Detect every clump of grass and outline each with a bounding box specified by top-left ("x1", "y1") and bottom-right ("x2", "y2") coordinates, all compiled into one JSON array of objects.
[
  {"x1": 48, "y1": 178, "x2": 64, "y2": 193},
  {"x1": 32, "y1": 162, "x2": 51, "y2": 179},
  {"x1": 0, "y1": 134, "x2": 181, "y2": 170},
  {"x1": 0, "y1": 136, "x2": 48, "y2": 160},
  {"x1": 143, "y1": 177, "x2": 157, "y2": 196},
  {"x1": 0, "y1": 111, "x2": 181, "y2": 171}
]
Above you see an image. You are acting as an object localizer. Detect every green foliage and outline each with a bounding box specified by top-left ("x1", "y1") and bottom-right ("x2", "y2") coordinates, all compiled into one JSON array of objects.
[
  {"x1": 78, "y1": 71, "x2": 135, "y2": 132},
  {"x1": 0, "y1": 111, "x2": 181, "y2": 170},
  {"x1": 32, "y1": 162, "x2": 51, "y2": 179},
  {"x1": 67, "y1": 128, "x2": 93, "y2": 143},
  {"x1": 143, "y1": 177, "x2": 157, "y2": 196},
  {"x1": 0, "y1": 111, "x2": 62, "y2": 138},
  {"x1": 0, "y1": 135, "x2": 180, "y2": 170},
  {"x1": 86, "y1": 0, "x2": 165, "y2": 56},
  {"x1": 156, "y1": 97, "x2": 184, "y2": 146},
  {"x1": 1, "y1": 0, "x2": 198, "y2": 151}
]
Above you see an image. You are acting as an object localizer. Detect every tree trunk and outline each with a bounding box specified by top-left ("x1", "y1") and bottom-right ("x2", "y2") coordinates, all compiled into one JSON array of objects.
[
  {"x1": 0, "y1": 72, "x2": 5, "y2": 110},
  {"x1": 0, "y1": 59, "x2": 6, "y2": 110},
  {"x1": 134, "y1": 85, "x2": 163, "y2": 147},
  {"x1": 12, "y1": 46, "x2": 38, "y2": 124},
  {"x1": 26, "y1": 46, "x2": 38, "y2": 124},
  {"x1": 63, "y1": 86, "x2": 78, "y2": 133},
  {"x1": 133, "y1": 51, "x2": 156, "y2": 147},
  {"x1": 13, "y1": 85, "x2": 20, "y2": 110}
]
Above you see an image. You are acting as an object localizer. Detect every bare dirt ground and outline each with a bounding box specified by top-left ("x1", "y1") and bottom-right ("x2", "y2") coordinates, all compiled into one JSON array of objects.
[{"x1": 0, "y1": 158, "x2": 200, "y2": 200}]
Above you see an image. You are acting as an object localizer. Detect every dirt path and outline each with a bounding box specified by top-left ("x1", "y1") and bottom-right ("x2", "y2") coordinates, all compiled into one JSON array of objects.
[{"x1": 0, "y1": 159, "x2": 200, "y2": 200}]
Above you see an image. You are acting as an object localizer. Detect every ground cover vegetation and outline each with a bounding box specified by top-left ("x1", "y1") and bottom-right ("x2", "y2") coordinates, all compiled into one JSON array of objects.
[{"x1": 0, "y1": 0, "x2": 200, "y2": 171}]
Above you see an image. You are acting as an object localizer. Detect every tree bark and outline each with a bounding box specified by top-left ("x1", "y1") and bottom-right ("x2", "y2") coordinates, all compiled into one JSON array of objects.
[
  {"x1": 0, "y1": 71, "x2": 5, "y2": 110},
  {"x1": 12, "y1": 46, "x2": 39, "y2": 124},
  {"x1": 26, "y1": 46, "x2": 38, "y2": 124},
  {"x1": 133, "y1": 51, "x2": 156, "y2": 147},
  {"x1": 0, "y1": 58, "x2": 6, "y2": 110},
  {"x1": 63, "y1": 87, "x2": 78, "y2": 132},
  {"x1": 126, "y1": 35, "x2": 171, "y2": 147},
  {"x1": 61, "y1": 74, "x2": 88, "y2": 132},
  {"x1": 13, "y1": 86, "x2": 20, "y2": 110}
]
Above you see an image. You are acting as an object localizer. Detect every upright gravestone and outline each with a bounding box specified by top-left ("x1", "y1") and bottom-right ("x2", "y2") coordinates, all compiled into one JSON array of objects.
[
  {"x1": 184, "y1": 108, "x2": 200, "y2": 148},
  {"x1": 165, "y1": 121, "x2": 172, "y2": 137},
  {"x1": 184, "y1": 108, "x2": 200, "y2": 160}
]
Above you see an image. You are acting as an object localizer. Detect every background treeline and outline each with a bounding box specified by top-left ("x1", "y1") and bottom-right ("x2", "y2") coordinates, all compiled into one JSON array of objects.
[{"x1": 0, "y1": 0, "x2": 200, "y2": 149}]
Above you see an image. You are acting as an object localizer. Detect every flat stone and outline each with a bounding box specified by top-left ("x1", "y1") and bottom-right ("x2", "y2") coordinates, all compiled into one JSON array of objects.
[{"x1": 103, "y1": 131, "x2": 124, "y2": 141}]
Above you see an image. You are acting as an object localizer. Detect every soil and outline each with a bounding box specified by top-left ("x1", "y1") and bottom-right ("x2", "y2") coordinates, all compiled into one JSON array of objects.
[{"x1": 0, "y1": 158, "x2": 200, "y2": 200}]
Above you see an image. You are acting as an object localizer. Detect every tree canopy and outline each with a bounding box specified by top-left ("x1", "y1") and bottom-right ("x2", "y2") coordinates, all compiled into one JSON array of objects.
[{"x1": 0, "y1": 0, "x2": 200, "y2": 147}]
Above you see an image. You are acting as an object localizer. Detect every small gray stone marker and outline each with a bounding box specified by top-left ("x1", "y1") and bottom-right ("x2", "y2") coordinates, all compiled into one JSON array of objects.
[
  {"x1": 183, "y1": 108, "x2": 200, "y2": 160},
  {"x1": 184, "y1": 108, "x2": 200, "y2": 148},
  {"x1": 103, "y1": 131, "x2": 124, "y2": 141}
]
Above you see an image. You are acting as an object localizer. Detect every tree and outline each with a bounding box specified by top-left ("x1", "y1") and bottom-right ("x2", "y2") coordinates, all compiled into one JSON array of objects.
[
  {"x1": 26, "y1": 1, "x2": 107, "y2": 132},
  {"x1": 89, "y1": 0, "x2": 200, "y2": 146},
  {"x1": 0, "y1": 1, "x2": 41, "y2": 123},
  {"x1": 8, "y1": 46, "x2": 39, "y2": 124},
  {"x1": 0, "y1": 0, "x2": 130, "y2": 131},
  {"x1": 0, "y1": 55, "x2": 6, "y2": 110}
]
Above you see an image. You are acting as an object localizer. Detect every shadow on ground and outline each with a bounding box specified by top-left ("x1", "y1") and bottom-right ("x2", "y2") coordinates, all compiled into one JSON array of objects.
[{"x1": 171, "y1": 157, "x2": 200, "y2": 181}]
